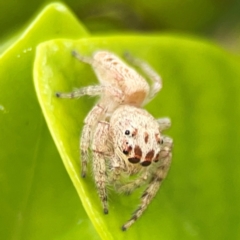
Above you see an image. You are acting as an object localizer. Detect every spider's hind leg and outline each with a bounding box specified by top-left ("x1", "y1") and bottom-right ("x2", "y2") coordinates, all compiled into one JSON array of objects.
[{"x1": 124, "y1": 52, "x2": 162, "y2": 104}]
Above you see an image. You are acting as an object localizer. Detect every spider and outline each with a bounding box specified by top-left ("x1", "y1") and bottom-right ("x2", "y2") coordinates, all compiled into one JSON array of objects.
[{"x1": 56, "y1": 50, "x2": 173, "y2": 231}]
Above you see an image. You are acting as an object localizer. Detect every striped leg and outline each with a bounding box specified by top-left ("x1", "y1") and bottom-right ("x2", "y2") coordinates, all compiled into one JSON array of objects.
[
  {"x1": 122, "y1": 137, "x2": 172, "y2": 231},
  {"x1": 92, "y1": 121, "x2": 111, "y2": 214}
]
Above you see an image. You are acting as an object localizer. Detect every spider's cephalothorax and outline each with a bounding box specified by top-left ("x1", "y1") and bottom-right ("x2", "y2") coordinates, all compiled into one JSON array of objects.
[
  {"x1": 110, "y1": 105, "x2": 162, "y2": 167},
  {"x1": 56, "y1": 50, "x2": 173, "y2": 231}
]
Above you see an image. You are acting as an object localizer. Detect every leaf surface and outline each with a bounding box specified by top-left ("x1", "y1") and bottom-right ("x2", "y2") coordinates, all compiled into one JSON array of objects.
[
  {"x1": 0, "y1": 3, "x2": 100, "y2": 240},
  {"x1": 34, "y1": 36, "x2": 240, "y2": 239}
]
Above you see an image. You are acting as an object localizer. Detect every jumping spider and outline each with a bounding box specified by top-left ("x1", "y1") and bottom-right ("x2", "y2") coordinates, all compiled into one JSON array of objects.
[{"x1": 56, "y1": 50, "x2": 173, "y2": 231}]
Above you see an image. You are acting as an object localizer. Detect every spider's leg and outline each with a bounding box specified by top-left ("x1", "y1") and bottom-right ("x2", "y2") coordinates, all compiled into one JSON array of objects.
[
  {"x1": 56, "y1": 85, "x2": 113, "y2": 99},
  {"x1": 56, "y1": 85, "x2": 124, "y2": 103},
  {"x1": 122, "y1": 137, "x2": 173, "y2": 231},
  {"x1": 124, "y1": 52, "x2": 162, "y2": 104},
  {"x1": 80, "y1": 104, "x2": 107, "y2": 177},
  {"x1": 157, "y1": 117, "x2": 171, "y2": 131},
  {"x1": 56, "y1": 84, "x2": 124, "y2": 178},
  {"x1": 158, "y1": 136, "x2": 173, "y2": 159},
  {"x1": 92, "y1": 121, "x2": 111, "y2": 214},
  {"x1": 72, "y1": 50, "x2": 93, "y2": 64},
  {"x1": 117, "y1": 170, "x2": 149, "y2": 195},
  {"x1": 56, "y1": 85, "x2": 106, "y2": 99}
]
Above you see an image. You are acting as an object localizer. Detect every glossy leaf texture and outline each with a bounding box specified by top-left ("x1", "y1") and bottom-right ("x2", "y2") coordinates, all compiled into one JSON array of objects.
[
  {"x1": 34, "y1": 36, "x2": 240, "y2": 240},
  {"x1": 0, "y1": 3, "x2": 100, "y2": 240}
]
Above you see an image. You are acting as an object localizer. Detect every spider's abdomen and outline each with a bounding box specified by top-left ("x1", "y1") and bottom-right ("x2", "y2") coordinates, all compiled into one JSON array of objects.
[{"x1": 92, "y1": 51, "x2": 149, "y2": 106}]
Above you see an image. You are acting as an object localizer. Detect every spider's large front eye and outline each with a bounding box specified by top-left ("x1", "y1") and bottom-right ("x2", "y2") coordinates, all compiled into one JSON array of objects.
[
  {"x1": 125, "y1": 130, "x2": 130, "y2": 135},
  {"x1": 128, "y1": 157, "x2": 140, "y2": 163}
]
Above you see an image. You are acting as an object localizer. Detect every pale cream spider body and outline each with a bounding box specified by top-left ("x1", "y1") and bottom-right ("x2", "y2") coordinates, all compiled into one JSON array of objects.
[{"x1": 56, "y1": 50, "x2": 173, "y2": 231}]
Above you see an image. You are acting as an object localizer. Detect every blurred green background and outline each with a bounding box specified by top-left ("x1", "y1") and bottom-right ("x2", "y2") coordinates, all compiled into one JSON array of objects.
[
  {"x1": 1, "y1": 0, "x2": 240, "y2": 53},
  {"x1": 1, "y1": 1, "x2": 240, "y2": 240}
]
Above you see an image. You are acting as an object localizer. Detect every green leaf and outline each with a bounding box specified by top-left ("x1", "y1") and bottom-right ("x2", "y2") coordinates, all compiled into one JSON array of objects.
[
  {"x1": 0, "y1": 3, "x2": 100, "y2": 240},
  {"x1": 0, "y1": 0, "x2": 235, "y2": 37},
  {"x1": 34, "y1": 36, "x2": 240, "y2": 239}
]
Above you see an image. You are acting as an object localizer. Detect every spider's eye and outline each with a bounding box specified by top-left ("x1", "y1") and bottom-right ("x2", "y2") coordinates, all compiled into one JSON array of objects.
[
  {"x1": 125, "y1": 130, "x2": 130, "y2": 135},
  {"x1": 123, "y1": 150, "x2": 129, "y2": 155}
]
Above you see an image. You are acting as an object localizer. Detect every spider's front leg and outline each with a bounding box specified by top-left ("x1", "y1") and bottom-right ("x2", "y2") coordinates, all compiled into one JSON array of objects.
[
  {"x1": 122, "y1": 136, "x2": 173, "y2": 231},
  {"x1": 80, "y1": 105, "x2": 107, "y2": 177},
  {"x1": 56, "y1": 85, "x2": 123, "y2": 177},
  {"x1": 56, "y1": 82, "x2": 124, "y2": 177},
  {"x1": 91, "y1": 121, "x2": 112, "y2": 214},
  {"x1": 56, "y1": 84, "x2": 124, "y2": 178}
]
